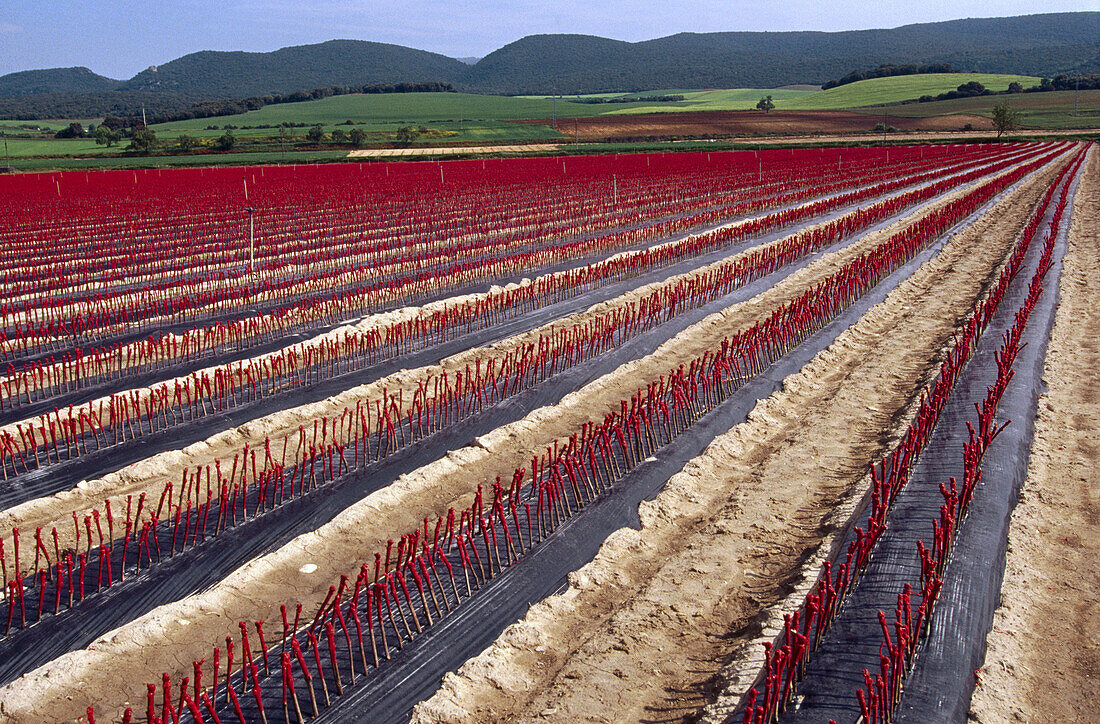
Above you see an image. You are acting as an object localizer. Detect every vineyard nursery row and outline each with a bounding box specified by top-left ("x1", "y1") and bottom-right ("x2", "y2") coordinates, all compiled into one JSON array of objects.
[
  {"x1": 0, "y1": 144, "x2": 1074, "y2": 724},
  {"x1": 0, "y1": 147, "x2": 1053, "y2": 487},
  {"x1": 734, "y1": 145, "x2": 1086, "y2": 724},
  {"x1": 0, "y1": 147, "x2": 1029, "y2": 414},
  {"x1": 0, "y1": 147, "x2": 1006, "y2": 364},
  {"x1": 0, "y1": 141, "x2": 1080, "y2": 724}
]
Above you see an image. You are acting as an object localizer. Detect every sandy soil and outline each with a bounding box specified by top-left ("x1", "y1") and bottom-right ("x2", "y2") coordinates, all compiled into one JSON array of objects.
[
  {"x1": 969, "y1": 146, "x2": 1100, "y2": 723},
  {"x1": 410, "y1": 154, "x2": 1072, "y2": 723},
  {"x1": 516, "y1": 110, "x2": 997, "y2": 141},
  {"x1": 0, "y1": 151, "x2": 1045, "y2": 724}
]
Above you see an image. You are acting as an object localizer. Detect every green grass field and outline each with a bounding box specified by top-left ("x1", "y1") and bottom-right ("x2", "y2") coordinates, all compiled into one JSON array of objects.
[
  {"x1": 152, "y1": 75, "x2": 1035, "y2": 131},
  {"x1": 2, "y1": 137, "x2": 116, "y2": 157},
  {"x1": 554, "y1": 75, "x2": 1040, "y2": 114},
  {"x1": 600, "y1": 88, "x2": 815, "y2": 114},
  {"x1": 855, "y1": 89, "x2": 1100, "y2": 129},
  {"x1": 778, "y1": 73, "x2": 1042, "y2": 110},
  {"x1": 519, "y1": 89, "x2": 704, "y2": 100},
  {"x1": 3, "y1": 74, "x2": 1090, "y2": 170},
  {"x1": 146, "y1": 92, "x2": 598, "y2": 147},
  {"x1": 153, "y1": 119, "x2": 563, "y2": 144},
  {"x1": 155, "y1": 93, "x2": 622, "y2": 132},
  {"x1": 150, "y1": 86, "x2": 836, "y2": 133}
]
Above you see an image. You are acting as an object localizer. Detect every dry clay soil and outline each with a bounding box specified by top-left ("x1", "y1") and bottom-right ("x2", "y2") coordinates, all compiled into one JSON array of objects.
[
  {"x1": 969, "y1": 148, "x2": 1100, "y2": 722},
  {"x1": 411, "y1": 153, "x2": 1075, "y2": 722}
]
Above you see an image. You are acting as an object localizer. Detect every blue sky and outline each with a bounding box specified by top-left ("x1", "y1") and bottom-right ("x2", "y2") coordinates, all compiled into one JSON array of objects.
[{"x1": 1, "y1": 0, "x2": 1095, "y2": 78}]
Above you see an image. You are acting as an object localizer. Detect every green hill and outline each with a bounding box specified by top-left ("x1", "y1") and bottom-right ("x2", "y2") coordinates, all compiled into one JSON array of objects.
[
  {"x1": 121, "y1": 40, "x2": 468, "y2": 98},
  {"x1": 0, "y1": 67, "x2": 121, "y2": 98},
  {"x1": 465, "y1": 13, "x2": 1098, "y2": 94},
  {"x1": 0, "y1": 41, "x2": 468, "y2": 119},
  {"x1": 779, "y1": 73, "x2": 1041, "y2": 110},
  {"x1": 0, "y1": 90, "x2": 204, "y2": 121}
]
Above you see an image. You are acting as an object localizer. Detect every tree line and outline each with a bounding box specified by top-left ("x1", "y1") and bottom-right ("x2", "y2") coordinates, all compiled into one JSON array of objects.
[
  {"x1": 52, "y1": 119, "x2": 390, "y2": 154},
  {"x1": 1, "y1": 82, "x2": 454, "y2": 122}
]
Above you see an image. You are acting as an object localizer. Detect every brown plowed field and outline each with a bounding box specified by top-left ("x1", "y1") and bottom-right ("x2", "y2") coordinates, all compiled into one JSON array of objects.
[{"x1": 517, "y1": 110, "x2": 995, "y2": 141}]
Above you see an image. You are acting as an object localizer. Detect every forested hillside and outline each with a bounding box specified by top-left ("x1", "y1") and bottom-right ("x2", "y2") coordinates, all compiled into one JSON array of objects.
[
  {"x1": 120, "y1": 40, "x2": 469, "y2": 97},
  {"x1": 0, "y1": 67, "x2": 121, "y2": 98},
  {"x1": 466, "y1": 14, "x2": 1099, "y2": 93}
]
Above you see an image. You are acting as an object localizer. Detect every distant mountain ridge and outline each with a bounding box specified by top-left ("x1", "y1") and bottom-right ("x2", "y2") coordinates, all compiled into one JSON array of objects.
[
  {"x1": 466, "y1": 13, "x2": 1100, "y2": 93},
  {"x1": 1, "y1": 12, "x2": 1097, "y2": 119},
  {"x1": 120, "y1": 39, "x2": 468, "y2": 97},
  {"x1": 0, "y1": 67, "x2": 121, "y2": 98}
]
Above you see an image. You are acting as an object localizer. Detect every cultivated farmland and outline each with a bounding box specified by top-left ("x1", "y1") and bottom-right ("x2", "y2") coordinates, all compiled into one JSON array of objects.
[
  {"x1": 866, "y1": 88, "x2": 1100, "y2": 129},
  {"x1": 0, "y1": 141, "x2": 1094, "y2": 724}
]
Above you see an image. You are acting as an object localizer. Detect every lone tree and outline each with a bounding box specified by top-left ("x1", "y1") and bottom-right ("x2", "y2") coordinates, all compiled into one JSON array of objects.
[
  {"x1": 395, "y1": 126, "x2": 419, "y2": 146},
  {"x1": 306, "y1": 124, "x2": 325, "y2": 144},
  {"x1": 94, "y1": 125, "x2": 121, "y2": 147},
  {"x1": 128, "y1": 128, "x2": 157, "y2": 152},
  {"x1": 756, "y1": 95, "x2": 775, "y2": 113},
  {"x1": 348, "y1": 128, "x2": 366, "y2": 147},
  {"x1": 991, "y1": 100, "x2": 1020, "y2": 138},
  {"x1": 955, "y1": 81, "x2": 987, "y2": 97},
  {"x1": 54, "y1": 122, "x2": 87, "y2": 139},
  {"x1": 176, "y1": 134, "x2": 198, "y2": 152},
  {"x1": 216, "y1": 130, "x2": 236, "y2": 151}
]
